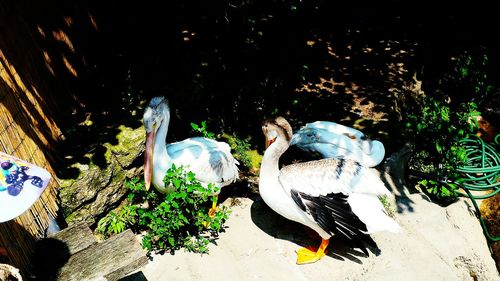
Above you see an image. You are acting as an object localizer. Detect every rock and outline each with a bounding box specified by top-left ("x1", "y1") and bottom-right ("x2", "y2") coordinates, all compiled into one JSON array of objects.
[
  {"x1": 104, "y1": 125, "x2": 146, "y2": 169},
  {"x1": 140, "y1": 146, "x2": 499, "y2": 281},
  {"x1": 374, "y1": 193, "x2": 498, "y2": 281},
  {"x1": 59, "y1": 125, "x2": 145, "y2": 225},
  {"x1": 140, "y1": 191, "x2": 499, "y2": 281}
]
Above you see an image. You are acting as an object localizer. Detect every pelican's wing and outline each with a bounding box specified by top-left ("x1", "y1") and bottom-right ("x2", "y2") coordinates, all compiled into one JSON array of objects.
[
  {"x1": 304, "y1": 121, "x2": 365, "y2": 139},
  {"x1": 291, "y1": 123, "x2": 386, "y2": 167},
  {"x1": 278, "y1": 158, "x2": 385, "y2": 252},
  {"x1": 278, "y1": 158, "x2": 390, "y2": 197},
  {"x1": 290, "y1": 189, "x2": 377, "y2": 254},
  {"x1": 279, "y1": 158, "x2": 399, "y2": 249},
  {"x1": 292, "y1": 128, "x2": 364, "y2": 154},
  {"x1": 366, "y1": 140, "x2": 385, "y2": 167},
  {"x1": 167, "y1": 137, "x2": 230, "y2": 154},
  {"x1": 168, "y1": 138, "x2": 239, "y2": 187}
]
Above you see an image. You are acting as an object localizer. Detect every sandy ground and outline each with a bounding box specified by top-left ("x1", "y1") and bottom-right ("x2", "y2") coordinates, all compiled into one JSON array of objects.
[{"x1": 124, "y1": 190, "x2": 499, "y2": 281}]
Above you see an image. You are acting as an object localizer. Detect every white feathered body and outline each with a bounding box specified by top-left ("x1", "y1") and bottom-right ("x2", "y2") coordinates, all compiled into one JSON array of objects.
[
  {"x1": 150, "y1": 118, "x2": 239, "y2": 193},
  {"x1": 167, "y1": 137, "x2": 239, "y2": 188},
  {"x1": 259, "y1": 138, "x2": 399, "y2": 240}
]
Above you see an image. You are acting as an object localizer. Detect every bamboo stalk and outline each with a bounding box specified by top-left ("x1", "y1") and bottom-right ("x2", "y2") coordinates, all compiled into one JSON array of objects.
[{"x1": 1, "y1": 80, "x2": 61, "y2": 275}]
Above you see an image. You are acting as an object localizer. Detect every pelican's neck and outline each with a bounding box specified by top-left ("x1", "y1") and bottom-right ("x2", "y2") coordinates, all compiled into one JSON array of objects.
[
  {"x1": 259, "y1": 138, "x2": 289, "y2": 196},
  {"x1": 152, "y1": 116, "x2": 172, "y2": 192}
]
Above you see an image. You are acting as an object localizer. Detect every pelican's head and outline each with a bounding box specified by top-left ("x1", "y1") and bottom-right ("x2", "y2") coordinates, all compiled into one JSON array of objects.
[
  {"x1": 143, "y1": 96, "x2": 170, "y2": 191},
  {"x1": 143, "y1": 96, "x2": 170, "y2": 133},
  {"x1": 289, "y1": 127, "x2": 320, "y2": 147}
]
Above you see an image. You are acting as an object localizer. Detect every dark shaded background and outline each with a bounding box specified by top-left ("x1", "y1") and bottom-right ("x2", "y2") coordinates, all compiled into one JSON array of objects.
[{"x1": 3, "y1": 0, "x2": 498, "y2": 176}]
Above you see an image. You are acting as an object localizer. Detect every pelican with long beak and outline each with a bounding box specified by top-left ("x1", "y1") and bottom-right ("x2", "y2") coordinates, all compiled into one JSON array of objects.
[{"x1": 143, "y1": 96, "x2": 239, "y2": 215}]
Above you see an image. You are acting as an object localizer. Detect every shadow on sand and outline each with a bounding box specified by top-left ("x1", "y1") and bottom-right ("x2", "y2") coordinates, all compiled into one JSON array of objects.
[{"x1": 249, "y1": 196, "x2": 380, "y2": 264}]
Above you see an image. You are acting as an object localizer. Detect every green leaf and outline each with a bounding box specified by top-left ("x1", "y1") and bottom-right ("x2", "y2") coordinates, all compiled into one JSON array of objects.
[
  {"x1": 173, "y1": 179, "x2": 181, "y2": 189},
  {"x1": 435, "y1": 142, "x2": 442, "y2": 154},
  {"x1": 168, "y1": 237, "x2": 175, "y2": 246}
]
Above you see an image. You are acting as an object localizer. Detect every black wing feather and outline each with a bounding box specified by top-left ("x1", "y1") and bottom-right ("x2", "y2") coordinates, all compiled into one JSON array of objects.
[
  {"x1": 291, "y1": 189, "x2": 307, "y2": 212},
  {"x1": 291, "y1": 189, "x2": 377, "y2": 255}
]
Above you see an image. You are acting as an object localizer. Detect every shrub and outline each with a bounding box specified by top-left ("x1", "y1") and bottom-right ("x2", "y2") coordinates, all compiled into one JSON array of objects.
[
  {"x1": 222, "y1": 133, "x2": 253, "y2": 169},
  {"x1": 404, "y1": 50, "x2": 490, "y2": 201},
  {"x1": 96, "y1": 165, "x2": 230, "y2": 254}
]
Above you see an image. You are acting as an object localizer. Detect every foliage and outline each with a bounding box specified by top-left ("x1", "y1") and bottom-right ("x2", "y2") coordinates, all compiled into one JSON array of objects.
[
  {"x1": 416, "y1": 179, "x2": 459, "y2": 202},
  {"x1": 96, "y1": 166, "x2": 230, "y2": 254},
  {"x1": 407, "y1": 97, "x2": 479, "y2": 158},
  {"x1": 404, "y1": 50, "x2": 489, "y2": 201},
  {"x1": 190, "y1": 121, "x2": 260, "y2": 172},
  {"x1": 222, "y1": 133, "x2": 253, "y2": 169},
  {"x1": 96, "y1": 207, "x2": 136, "y2": 238},
  {"x1": 448, "y1": 49, "x2": 494, "y2": 104},
  {"x1": 406, "y1": 98, "x2": 479, "y2": 200},
  {"x1": 190, "y1": 120, "x2": 262, "y2": 171},
  {"x1": 245, "y1": 149, "x2": 263, "y2": 172},
  {"x1": 190, "y1": 121, "x2": 216, "y2": 139}
]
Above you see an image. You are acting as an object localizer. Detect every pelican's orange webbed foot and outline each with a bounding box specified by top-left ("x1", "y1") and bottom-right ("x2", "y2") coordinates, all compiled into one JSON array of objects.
[
  {"x1": 202, "y1": 196, "x2": 218, "y2": 228},
  {"x1": 295, "y1": 239, "x2": 329, "y2": 265},
  {"x1": 208, "y1": 195, "x2": 219, "y2": 218},
  {"x1": 208, "y1": 200, "x2": 217, "y2": 218}
]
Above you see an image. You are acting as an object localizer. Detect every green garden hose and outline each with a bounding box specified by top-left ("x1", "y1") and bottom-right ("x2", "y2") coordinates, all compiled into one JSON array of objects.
[
  {"x1": 459, "y1": 184, "x2": 500, "y2": 242},
  {"x1": 408, "y1": 133, "x2": 500, "y2": 242},
  {"x1": 454, "y1": 134, "x2": 500, "y2": 242},
  {"x1": 456, "y1": 134, "x2": 500, "y2": 200}
]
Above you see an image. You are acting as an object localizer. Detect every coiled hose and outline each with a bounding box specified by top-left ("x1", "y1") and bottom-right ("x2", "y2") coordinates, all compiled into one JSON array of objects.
[
  {"x1": 456, "y1": 134, "x2": 500, "y2": 199},
  {"x1": 455, "y1": 134, "x2": 500, "y2": 242},
  {"x1": 409, "y1": 134, "x2": 500, "y2": 242}
]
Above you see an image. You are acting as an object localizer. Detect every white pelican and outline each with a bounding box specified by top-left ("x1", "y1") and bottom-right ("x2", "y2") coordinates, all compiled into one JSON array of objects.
[
  {"x1": 259, "y1": 117, "x2": 400, "y2": 264},
  {"x1": 143, "y1": 96, "x2": 239, "y2": 215},
  {"x1": 290, "y1": 121, "x2": 385, "y2": 167}
]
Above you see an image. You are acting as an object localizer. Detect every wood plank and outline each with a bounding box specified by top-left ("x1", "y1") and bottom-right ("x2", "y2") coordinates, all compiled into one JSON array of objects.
[
  {"x1": 49, "y1": 221, "x2": 97, "y2": 255},
  {"x1": 56, "y1": 229, "x2": 148, "y2": 281}
]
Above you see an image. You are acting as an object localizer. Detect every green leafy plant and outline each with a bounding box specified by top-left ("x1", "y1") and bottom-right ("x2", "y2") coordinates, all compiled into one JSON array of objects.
[
  {"x1": 191, "y1": 121, "x2": 215, "y2": 139},
  {"x1": 222, "y1": 133, "x2": 252, "y2": 169},
  {"x1": 452, "y1": 50, "x2": 493, "y2": 103},
  {"x1": 403, "y1": 50, "x2": 494, "y2": 201},
  {"x1": 96, "y1": 166, "x2": 230, "y2": 254},
  {"x1": 408, "y1": 97, "x2": 479, "y2": 155},
  {"x1": 416, "y1": 179, "x2": 459, "y2": 201},
  {"x1": 96, "y1": 208, "x2": 135, "y2": 238},
  {"x1": 405, "y1": 96, "x2": 480, "y2": 200}
]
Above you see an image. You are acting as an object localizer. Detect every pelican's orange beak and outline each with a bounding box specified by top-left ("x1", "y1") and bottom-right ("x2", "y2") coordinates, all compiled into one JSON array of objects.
[{"x1": 144, "y1": 129, "x2": 155, "y2": 191}]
